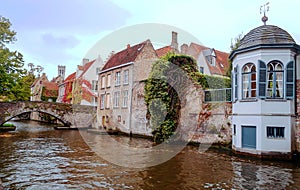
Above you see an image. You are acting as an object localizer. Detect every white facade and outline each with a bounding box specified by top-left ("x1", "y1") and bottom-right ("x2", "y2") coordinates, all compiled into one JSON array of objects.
[{"x1": 230, "y1": 24, "x2": 300, "y2": 158}]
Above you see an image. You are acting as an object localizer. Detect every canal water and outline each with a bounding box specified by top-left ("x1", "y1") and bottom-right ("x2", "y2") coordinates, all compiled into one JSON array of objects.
[{"x1": 0, "y1": 121, "x2": 300, "y2": 189}]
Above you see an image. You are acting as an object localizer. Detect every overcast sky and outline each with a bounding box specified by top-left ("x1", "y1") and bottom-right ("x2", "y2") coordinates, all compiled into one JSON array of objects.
[{"x1": 1, "y1": 0, "x2": 300, "y2": 79}]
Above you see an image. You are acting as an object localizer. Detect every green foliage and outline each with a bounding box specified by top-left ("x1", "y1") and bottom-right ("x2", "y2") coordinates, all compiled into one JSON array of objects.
[
  {"x1": 41, "y1": 86, "x2": 58, "y2": 102},
  {"x1": 226, "y1": 33, "x2": 244, "y2": 78},
  {"x1": 145, "y1": 53, "x2": 231, "y2": 143},
  {"x1": 0, "y1": 16, "x2": 33, "y2": 101},
  {"x1": 1, "y1": 123, "x2": 15, "y2": 127},
  {"x1": 190, "y1": 72, "x2": 231, "y2": 89},
  {"x1": 145, "y1": 53, "x2": 197, "y2": 143}
]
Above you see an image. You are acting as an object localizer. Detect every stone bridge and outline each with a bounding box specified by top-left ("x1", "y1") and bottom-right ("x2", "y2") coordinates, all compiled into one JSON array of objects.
[{"x1": 0, "y1": 101, "x2": 97, "y2": 128}]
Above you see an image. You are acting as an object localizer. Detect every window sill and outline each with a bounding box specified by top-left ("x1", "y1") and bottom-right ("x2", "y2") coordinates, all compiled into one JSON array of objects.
[
  {"x1": 240, "y1": 98, "x2": 258, "y2": 102},
  {"x1": 123, "y1": 83, "x2": 129, "y2": 86},
  {"x1": 115, "y1": 85, "x2": 121, "y2": 87},
  {"x1": 265, "y1": 99, "x2": 287, "y2": 102},
  {"x1": 267, "y1": 137, "x2": 286, "y2": 140}
]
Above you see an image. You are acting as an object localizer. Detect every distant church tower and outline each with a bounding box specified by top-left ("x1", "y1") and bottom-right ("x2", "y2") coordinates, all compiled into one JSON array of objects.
[
  {"x1": 229, "y1": 4, "x2": 300, "y2": 159},
  {"x1": 58, "y1": 65, "x2": 66, "y2": 79}
]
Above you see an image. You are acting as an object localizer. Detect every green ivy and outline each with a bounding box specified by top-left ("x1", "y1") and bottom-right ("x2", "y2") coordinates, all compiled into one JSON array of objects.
[{"x1": 145, "y1": 53, "x2": 231, "y2": 143}]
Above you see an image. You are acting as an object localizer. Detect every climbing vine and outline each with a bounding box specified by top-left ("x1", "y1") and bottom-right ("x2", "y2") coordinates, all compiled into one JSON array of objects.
[{"x1": 145, "y1": 52, "x2": 231, "y2": 143}]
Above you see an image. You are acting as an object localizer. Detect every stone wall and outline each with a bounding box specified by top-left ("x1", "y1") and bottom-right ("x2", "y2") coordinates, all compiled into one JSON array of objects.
[
  {"x1": 178, "y1": 84, "x2": 232, "y2": 144},
  {"x1": 0, "y1": 101, "x2": 96, "y2": 128}
]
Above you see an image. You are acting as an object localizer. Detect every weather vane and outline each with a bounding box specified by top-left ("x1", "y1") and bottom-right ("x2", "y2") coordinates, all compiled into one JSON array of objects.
[{"x1": 260, "y1": 2, "x2": 270, "y2": 25}]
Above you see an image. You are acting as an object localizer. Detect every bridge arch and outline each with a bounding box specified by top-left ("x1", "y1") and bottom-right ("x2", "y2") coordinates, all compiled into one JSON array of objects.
[
  {"x1": 0, "y1": 101, "x2": 96, "y2": 128},
  {"x1": 3, "y1": 110, "x2": 71, "y2": 126}
]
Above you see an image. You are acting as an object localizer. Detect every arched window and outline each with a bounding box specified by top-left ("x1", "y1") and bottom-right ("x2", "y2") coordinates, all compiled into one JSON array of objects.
[
  {"x1": 242, "y1": 63, "x2": 256, "y2": 99},
  {"x1": 267, "y1": 61, "x2": 283, "y2": 98}
]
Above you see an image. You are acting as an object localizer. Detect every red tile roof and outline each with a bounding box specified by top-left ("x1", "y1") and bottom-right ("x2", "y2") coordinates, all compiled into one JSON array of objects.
[
  {"x1": 215, "y1": 49, "x2": 230, "y2": 76},
  {"x1": 64, "y1": 72, "x2": 76, "y2": 83},
  {"x1": 101, "y1": 40, "x2": 149, "y2": 71},
  {"x1": 188, "y1": 43, "x2": 209, "y2": 59},
  {"x1": 43, "y1": 81, "x2": 58, "y2": 90},
  {"x1": 155, "y1": 46, "x2": 172, "y2": 57},
  {"x1": 187, "y1": 43, "x2": 229, "y2": 76},
  {"x1": 42, "y1": 81, "x2": 58, "y2": 97}
]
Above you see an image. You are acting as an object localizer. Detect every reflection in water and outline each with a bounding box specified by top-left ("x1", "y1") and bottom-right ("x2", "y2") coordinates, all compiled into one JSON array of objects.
[
  {"x1": 232, "y1": 161, "x2": 294, "y2": 189},
  {"x1": 0, "y1": 121, "x2": 300, "y2": 189}
]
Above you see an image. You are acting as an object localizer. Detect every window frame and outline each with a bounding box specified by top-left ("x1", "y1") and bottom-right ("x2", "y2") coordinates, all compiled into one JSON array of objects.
[
  {"x1": 100, "y1": 94, "x2": 105, "y2": 109},
  {"x1": 105, "y1": 93, "x2": 110, "y2": 109},
  {"x1": 266, "y1": 61, "x2": 284, "y2": 99},
  {"x1": 107, "y1": 74, "x2": 111, "y2": 88},
  {"x1": 266, "y1": 126, "x2": 285, "y2": 139},
  {"x1": 92, "y1": 80, "x2": 98, "y2": 91},
  {"x1": 115, "y1": 72, "x2": 121, "y2": 86},
  {"x1": 122, "y1": 90, "x2": 129, "y2": 108},
  {"x1": 101, "y1": 76, "x2": 106, "y2": 89},
  {"x1": 242, "y1": 63, "x2": 256, "y2": 99},
  {"x1": 113, "y1": 91, "x2": 120, "y2": 108},
  {"x1": 123, "y1": 70, "x2": 129, "y2": 85}
]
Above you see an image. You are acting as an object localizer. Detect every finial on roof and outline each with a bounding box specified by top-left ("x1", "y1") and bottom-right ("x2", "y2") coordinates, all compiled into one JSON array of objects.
[{"x1": 260, "y1": 2, "x2": 270, "y2": 25}]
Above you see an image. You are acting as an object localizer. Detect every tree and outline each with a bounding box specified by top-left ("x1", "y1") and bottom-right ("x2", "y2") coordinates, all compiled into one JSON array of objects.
[
  {"x1": 226, "y1": 33, "x2": 244, "y2": 78},
  {"x1": 0, "y1": 16, "x2": 31, "y2": 101}
]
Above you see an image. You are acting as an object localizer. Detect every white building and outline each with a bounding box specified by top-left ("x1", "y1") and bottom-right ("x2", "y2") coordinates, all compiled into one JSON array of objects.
[{"x1": 230, "y1": 24, "x2": 300, "y2": 158}]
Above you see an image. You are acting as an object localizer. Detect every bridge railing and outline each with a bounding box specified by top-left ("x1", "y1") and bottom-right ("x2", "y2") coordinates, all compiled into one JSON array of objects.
[{"x1": 204, "y1": 88, "x2": 232, "y2": 103}]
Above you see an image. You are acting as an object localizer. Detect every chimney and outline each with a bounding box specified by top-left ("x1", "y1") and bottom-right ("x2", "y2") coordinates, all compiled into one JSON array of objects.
[
  {"x1": 82, "y1": 58, "x2": 89, "y2": 66},
  {"x1": 171, "y1": 31, "x2": 179, "y2": 53},
  {"x1": 127, "y1": 44, "x2": 130, "y2": 49},
  {"x1": 180, "y1": 44, "x2": 188, "y2": 54}
]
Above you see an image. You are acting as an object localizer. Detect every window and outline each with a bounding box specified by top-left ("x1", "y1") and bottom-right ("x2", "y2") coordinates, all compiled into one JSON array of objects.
[
  {"x1": 267, "y1": 127, "x2": 284, "y2": 138},
  {"x1": 118, "y1": 115, "x2": 121, "y2": 122},
  {"x1": 92, "y1": 80, "x2": 98, "y2": 91},
  {"x1": 96, "y1": 68, "x2": 100, "y2": 75},
  {"x1": 94, "y1": 97, "x2": 98, "y2": 106},
  {"x1": 233, "y1": 66, "x2": 238, "y2": 101},
  {"x1": 124, "y1": 70, "x2": 129, "y2": 84},
  {"x1": 100, "y1": 94, "x2": 105, "y2": 109},
  {"x1": 122, "y1": 90, "x2": 128, "y2": 108},
  {"x1": 101, "y1": 76, "x2": 106, "y2": 89},
  {"x1": 105, "y1": 93, "x2": 110, "y2": 109},
  {"x1": 199, "y1": 67, "x2": 204, "y2": 74},
  {"x1": 267, "y1": 61, "x2": 283, "y2": 98},
  {"x1": 233, "y1": 124, "x2": 236, "y2": 136},
  {"x1": 113, "y1": 91, "x2": 120, "y2": 108},
  {"x1": 115, "y1": 72, "x2": 121, "y2": 86},
  {"x1": 242, "y1": 63, "x2": 256, "y2": 99},
  {"x1": 107, "y1": 74, "x2": 111, "y2": 87}
]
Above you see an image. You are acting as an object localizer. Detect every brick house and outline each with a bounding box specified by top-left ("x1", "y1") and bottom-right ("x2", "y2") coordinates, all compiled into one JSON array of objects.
[{"x1": 97, "y1": 39, "x2": 158, "y2": 135}]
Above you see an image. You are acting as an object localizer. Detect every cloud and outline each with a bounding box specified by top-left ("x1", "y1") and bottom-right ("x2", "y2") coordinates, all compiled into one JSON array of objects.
[{"x1": 0, "y1": 0, "x2": 130, "y2": 34}]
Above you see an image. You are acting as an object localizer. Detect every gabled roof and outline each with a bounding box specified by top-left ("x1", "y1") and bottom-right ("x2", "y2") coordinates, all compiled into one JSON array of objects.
[
  {"x1": 188, "y1": 43, "x2": 209, "y2": 59},
  {"x1": 187, "y1": 42, "x2": 229, "y2": 76},
  {"x1": 101, "y1": 40, "x2": 149, "y2": 71},
  {"x1": 42, "y1": 81, "x2": 58, "y2": 97},
  {"x1": 78, "y1": 59, "x2": 96, "y2": 78},
  {"x1": 31, "y1": 74, "x2": 48, "y2": 87},
  {"x1": 155, "y1": 45, "x2": 172, "y2": 57},
  {"x1": 64, "y1": 72, "x2": 76, "y2": 83},
  {"x1": 43, "y1": 81, "x2": 58, "y2": 91}
]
